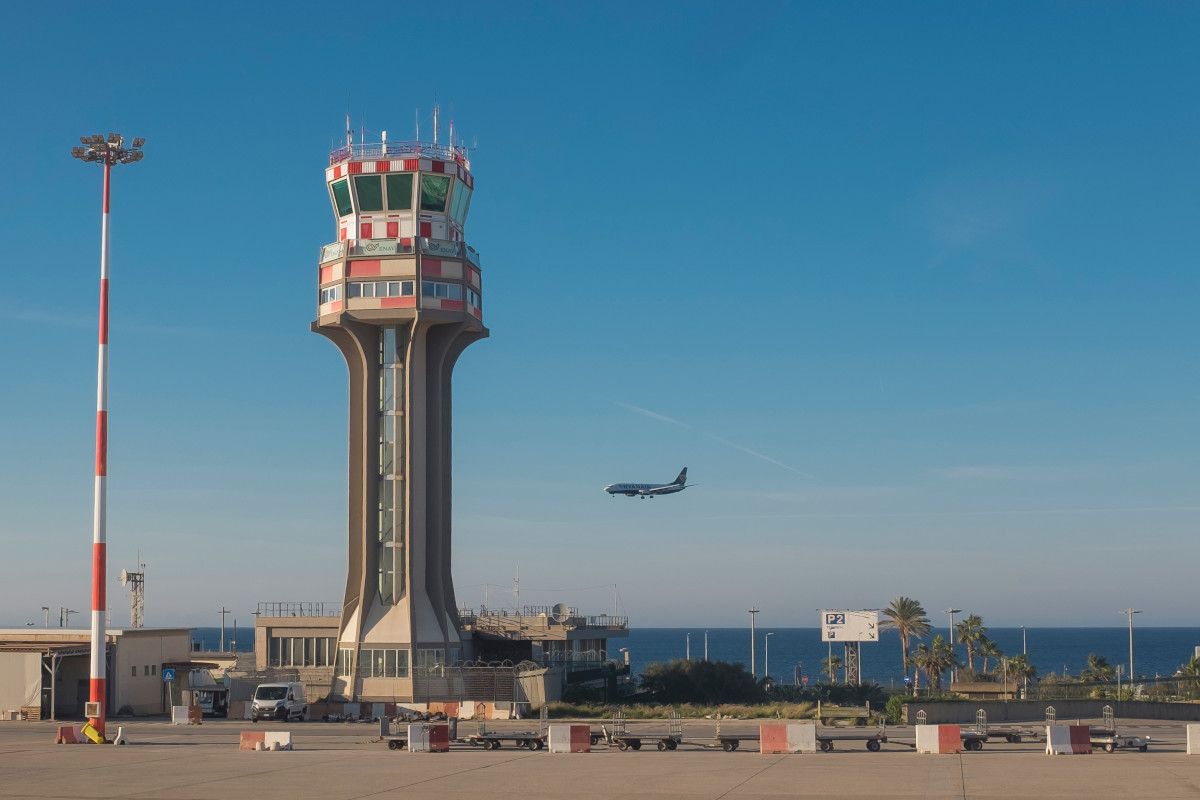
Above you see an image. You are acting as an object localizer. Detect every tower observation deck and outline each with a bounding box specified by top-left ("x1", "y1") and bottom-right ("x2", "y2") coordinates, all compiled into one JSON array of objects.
[{"x1": 314, "y1": 134, "x2": 486, "y2": 702}]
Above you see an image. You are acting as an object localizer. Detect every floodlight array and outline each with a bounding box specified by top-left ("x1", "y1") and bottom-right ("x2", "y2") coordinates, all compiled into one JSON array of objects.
[{"x1": 71, "y1": 132, "x2": 146, "y2": 165}]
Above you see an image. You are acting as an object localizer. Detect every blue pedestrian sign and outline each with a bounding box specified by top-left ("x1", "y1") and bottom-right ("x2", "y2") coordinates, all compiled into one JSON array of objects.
[
  {"x1": 162, "y1": 668, "x2": 175, "y2": 682},
  {"x1": 903, "y1": 675, "x2": 912, "y2": 685}
]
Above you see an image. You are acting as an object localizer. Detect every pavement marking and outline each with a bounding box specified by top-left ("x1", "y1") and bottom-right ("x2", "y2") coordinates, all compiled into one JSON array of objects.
[
  {"x1": 713, "y1": 754, "x2": 786, "y2": 799},
  {"x1": 345, "y1": 751, "x2": 540, "y2": 799}
]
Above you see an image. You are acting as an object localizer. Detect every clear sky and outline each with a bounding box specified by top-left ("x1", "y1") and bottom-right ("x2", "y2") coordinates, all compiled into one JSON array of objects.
[{"x1": 1, "y1": 2, "x2": 1198, "y2": 630}]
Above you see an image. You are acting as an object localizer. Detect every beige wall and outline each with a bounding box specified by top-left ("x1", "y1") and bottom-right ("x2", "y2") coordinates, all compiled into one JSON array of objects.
[
  {"x1": 0, "y1": 653, "x2": 41, "y2": 712},
  {"x1": 111, "y1": 629, "x2": 192, "y2": 715}
]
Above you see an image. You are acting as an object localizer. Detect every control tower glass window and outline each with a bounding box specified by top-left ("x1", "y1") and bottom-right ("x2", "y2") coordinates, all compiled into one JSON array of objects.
[
  {"x1": 450, "y1": 184, "x2": 472, "y2": 225},
  {"x1": 331, "y1": 179, "x2": 354, "y2": 217},
  {"x1": 378, "y1": 326, "x2": 406, "y2": 605},
  {"x1": 386, "y1": 174, "x2": 413, "y2": 211},
  {"x1": 419, "y1": 175, "x2": 451, "y2": 212},
  {"x1": 355, "y1": 176, "x2": 384, "y2": 212}
]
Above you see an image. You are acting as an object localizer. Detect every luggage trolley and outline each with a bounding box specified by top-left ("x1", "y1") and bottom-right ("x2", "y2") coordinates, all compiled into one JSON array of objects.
[
  {"x1": 1089, "y1": 705, "x2": 1149, "y2": 753},
  {"x1": 607, "y1": 710, "x2": 683, "y2": 751},
  {"x1": 466, "y1": 706, "x2": 549, "y2": 751}
]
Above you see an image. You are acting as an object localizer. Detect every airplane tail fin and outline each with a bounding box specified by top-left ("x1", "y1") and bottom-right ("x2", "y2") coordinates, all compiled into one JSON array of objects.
[{"x1": 674, "y1": 467, "x2": 687, "y2": 485}]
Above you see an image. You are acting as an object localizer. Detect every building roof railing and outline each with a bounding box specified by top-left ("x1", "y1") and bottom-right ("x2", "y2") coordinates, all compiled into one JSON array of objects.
[
  {"x1": 255, "y1": 602, "x2": 340, "y2": 618},
  {"x1": 319, "y1": 238, "x2": 481, "y2": 267},
  {"x1": 330, "y1": 140, "x2": 471, "y2": 171}
]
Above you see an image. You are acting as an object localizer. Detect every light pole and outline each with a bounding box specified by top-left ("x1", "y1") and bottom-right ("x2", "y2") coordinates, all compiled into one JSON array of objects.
[
  {"x1": 686, "y1": 632, "x2": 690, "y2": 660},
  {"x1": 1120, "y1": 608, "x2": 1142, "y2": 680},
  {"x1": 1021, "y1": 625, "x2": 1028, "y2": 696},
  {"x1": 72, "y1": 132, "x2": 145, "y2": 740},
  {"x1": 749, "y1": 607, "x2": 760, "y2": 677},
  {"x1": 765, "y1": 632, "x2": 774, "y2": 681},
  {"x1": 945, "y1": 607, "x2": 961, "y2": 683},
  {"x1": 704, "y1": 629, "x2": 708, "y2": 661}
]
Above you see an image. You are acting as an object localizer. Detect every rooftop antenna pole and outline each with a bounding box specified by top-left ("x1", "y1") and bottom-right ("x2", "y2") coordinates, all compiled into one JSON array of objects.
[
  {"x1": 415, "y1": 108, "x2": 419, "y2": 143},
  {"x1": 433, "y1": 104, "x2": 439, "y2": 146}
]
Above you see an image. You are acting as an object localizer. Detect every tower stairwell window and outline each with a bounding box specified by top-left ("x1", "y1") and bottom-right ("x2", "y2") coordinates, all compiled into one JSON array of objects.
[{"x1": 378, "y1": 326, "x2": 406, "y2": 604}]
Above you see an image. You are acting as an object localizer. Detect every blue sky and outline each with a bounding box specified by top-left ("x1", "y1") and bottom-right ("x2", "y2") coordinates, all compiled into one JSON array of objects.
[{"x1": 1, "y1": 2, "x2": 1198, "y2": 630}]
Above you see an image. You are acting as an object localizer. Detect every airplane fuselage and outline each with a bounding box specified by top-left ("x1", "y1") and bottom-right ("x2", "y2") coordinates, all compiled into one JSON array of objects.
[{"x1": 604, "y1": 468, "x2": 689, "y2": 498}]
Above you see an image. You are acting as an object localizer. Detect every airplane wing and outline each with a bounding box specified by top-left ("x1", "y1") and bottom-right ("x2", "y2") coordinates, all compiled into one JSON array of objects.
[{"x1": 642, "y1": 484, "x2": 691, "y2": 495}]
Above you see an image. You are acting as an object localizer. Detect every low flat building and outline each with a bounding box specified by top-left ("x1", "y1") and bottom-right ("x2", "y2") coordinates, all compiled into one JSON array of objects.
[{"x1": 0, "y1": 628, "x2": 205, "y2": 719}]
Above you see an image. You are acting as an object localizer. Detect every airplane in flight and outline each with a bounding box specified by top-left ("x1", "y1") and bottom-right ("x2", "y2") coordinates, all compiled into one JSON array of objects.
[{"x1": 604, "y1": 468, "x2": 692, "y2": 498}]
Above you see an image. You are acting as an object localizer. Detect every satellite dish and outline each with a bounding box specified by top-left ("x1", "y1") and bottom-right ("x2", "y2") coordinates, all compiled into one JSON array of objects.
[
  {"x1": 551, "y1": 602, "x2": 570, "y2": 624},
  {"x1": 119, "y1": 569, "x2": 129, "y2": 587}
]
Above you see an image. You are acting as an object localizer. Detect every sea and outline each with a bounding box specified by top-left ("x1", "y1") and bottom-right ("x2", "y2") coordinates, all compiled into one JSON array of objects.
[{"x1": 189, "y1": 625, "x2": 1200, "y2": 686}]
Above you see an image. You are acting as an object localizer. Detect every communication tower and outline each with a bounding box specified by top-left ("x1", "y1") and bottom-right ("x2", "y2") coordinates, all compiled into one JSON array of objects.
[
  {"x1": 119, "y1": 559, "x2": 146, "y2": 628},
  {"x1": 315, "y1": 121, "x2": 486, "y2": 702}
]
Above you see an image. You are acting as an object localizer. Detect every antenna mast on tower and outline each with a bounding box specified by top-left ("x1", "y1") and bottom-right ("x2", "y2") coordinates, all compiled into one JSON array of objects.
[{"x1": 120, "y1": 554, "x2": 146, "y2": 628}]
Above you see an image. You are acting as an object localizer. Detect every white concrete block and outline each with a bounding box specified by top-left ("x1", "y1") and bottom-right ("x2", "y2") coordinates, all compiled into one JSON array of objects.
[
  {"x1": 407, "y1": 724, "x2": 432, "y2": 753},
  {"x1": 171, "y1": 706, "x2": 190, "y2": 725},
  {"x1": 112, "y1": 726, "x2": 129, "y2": 746},
  {"x1": 1187, "y1": 724, "x2": 1200, "y2": 755},
  {"x1": 787, "y1": 723, "x2": 817, "y2": 753},
  {"x1": 264, "y1": 731, "x2": 293, "y2": 751}
]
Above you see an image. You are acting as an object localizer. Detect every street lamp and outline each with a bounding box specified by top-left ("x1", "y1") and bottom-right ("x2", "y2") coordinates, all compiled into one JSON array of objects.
[
  {"x1": 72, "y1": 132, "x2": 146, "y2": 740},
  {"x1": 945, "y1": 608, "x2": 961, "y2": 683},
  {"x1": 686, "y1": 632, "x2": 690, "y2": 661},
  {"x1": 1120, "y1": 608, "x2": 1142, "y2": 680},
  {"x1": 749, "y1": 607, "x2": 760, "y2": 677},
  {"x1": 765, "y1": 632, "x2": 774, "y2": 681},
  {"x1": 1021, "y1": 625, "x2": 1028, "y2": 696},
  {"x1": 704, "y1": 629, "x2": 708, "y2": 661}
]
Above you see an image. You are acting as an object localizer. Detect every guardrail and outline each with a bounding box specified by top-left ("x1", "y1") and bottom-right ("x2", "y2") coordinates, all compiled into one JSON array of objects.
[
  {"x1": 255, "y1": 602, "x2": 340, "y2": 618},
  {"x1": 318, "y1": 237, "x2": 478, "y2": 266},
  {"x1": 330, "y1": 140, "x2": 470, "y2": 170}
]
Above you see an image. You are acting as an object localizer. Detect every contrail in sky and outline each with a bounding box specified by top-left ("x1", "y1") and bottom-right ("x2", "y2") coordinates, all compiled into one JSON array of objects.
[{"x1": 613, "y1": 401, "x2": 820, "y2": 481}]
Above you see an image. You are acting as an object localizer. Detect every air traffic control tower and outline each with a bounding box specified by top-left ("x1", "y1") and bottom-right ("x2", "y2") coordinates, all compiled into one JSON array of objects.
[{"x1": 314, "y1": 130, "x2": 485, "y2": 702}]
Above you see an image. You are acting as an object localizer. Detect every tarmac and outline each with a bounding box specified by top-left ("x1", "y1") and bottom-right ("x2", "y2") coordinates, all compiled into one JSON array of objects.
[{"x1": 3, "y1": 717, "x2": 1200, "y2": 799}]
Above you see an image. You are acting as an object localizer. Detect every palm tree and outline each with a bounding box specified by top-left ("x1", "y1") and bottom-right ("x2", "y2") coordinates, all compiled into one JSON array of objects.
[
  {"x1": 1178, "y1": 655, "x2": 1200, "y2": 699},
  {"x1": 1007, "y1": 653, "x2": 1037, "y2": 694},
  {"x1": 954, "y1": 614, "x2": 986, "y2": 672},
  {"x1": 1082, "y1": 653, "x2": 1115, "y2": 682},
  {"x1": 880, "y1": 597, "x2": 931, "y2": 690},
  {"x1": 822, "y1": 655, "x2": 844, "y2": 684},
  {"x1": 912, "y1": 635, "x2": 956, "y2": 692},
  {"x1": 978, "y1": 638, "x2": 1003, "y2": 675}
]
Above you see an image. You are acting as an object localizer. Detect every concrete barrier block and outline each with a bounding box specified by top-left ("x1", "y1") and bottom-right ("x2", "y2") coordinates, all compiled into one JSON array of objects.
[
  {"x1": 239, "y1": 731, "x2": 266, "y2": 751},
  {"x1": 788, "y1": 723, "x2": 817, "y2": 753},
  {"x1": 428, "y1": 724, "x2": 449, "y2": 752},
  {"x1": 1046, "y1": 725, "x2": 1092, "y2": 754},
  {"x1": 759, "y1": 724, "x2": 788, "y2": 754},
  {"x1": 0, "y1": 710, "x2": 19, "y2": 721},
  {"x1": 548, "y1": 724, "x2": 590, "y2": 753},
  {"x1": 264, "y1": 731, "x2": 293, "y2": 751},
  {"x1": 760, "y1": 724, "x2": 817, "y2": 754},
  {"x1": 171, "y1": 706, "x2": 190, "y2": 725},
  {"x1": 916, "y1": 724, "x2": 961, "y2": 754},
  {"x1": 407, "y1": 724, "x2": 432, "y2": 753},
  {"x1": 112, "y1": 726, "x2": 129, "y2": 745},
  {"x1": 1188, "y1": 724, "x2": 1200, "y2": 755},
  {"x1": 54, "y1": 725, "x2": 86, "y2": 744}
]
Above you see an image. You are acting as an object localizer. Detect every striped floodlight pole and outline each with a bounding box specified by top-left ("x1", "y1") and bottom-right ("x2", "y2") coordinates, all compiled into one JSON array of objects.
[{"x1": 72, "y1": 134, "x2": 145, "y2": 739}]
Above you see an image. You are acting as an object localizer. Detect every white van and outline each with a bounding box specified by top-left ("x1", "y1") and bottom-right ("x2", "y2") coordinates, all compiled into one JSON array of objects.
[{"x1": 251, "y1": 682, "x2": 308, "y2": 722}]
